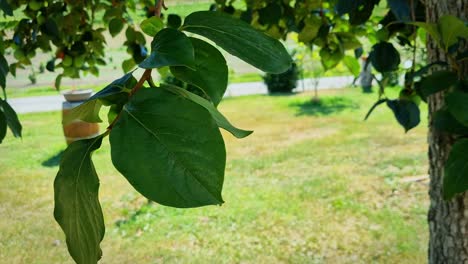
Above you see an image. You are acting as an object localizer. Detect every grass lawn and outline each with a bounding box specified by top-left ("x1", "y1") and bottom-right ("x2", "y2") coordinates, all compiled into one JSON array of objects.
[{"x1": 0, "y1": 88, "x2": 429, "y2": 263}]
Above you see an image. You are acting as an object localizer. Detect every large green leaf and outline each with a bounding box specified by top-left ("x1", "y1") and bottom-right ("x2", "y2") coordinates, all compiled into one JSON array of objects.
[
  {"x1": 162, "y1": 84, "x2": 252, "y2": 138},
  {"x1": 444, "y1": 139, "x2": 468, "y2": 199},
  {"x1": 181, "y1": 11, "x2": 292, "y2": 74},
  {"x1": 110, "y1": 88, "x2": 226, "y2": 208},
  {"x1": 139, "y1": 28, "x2": 195, "y2": 69},
  {"x1": 63, "y1": 73, "x2": 136, "y2": 124},
  {"x1": 446, "y1": 90, "x2": 468, "y2": 126},
  {"x1": 0, "y1": 99, "x2": 21, "y2": 137},
  {"x1": 419, "y1": 71, "x2": 458, "y2": 100},
  {"x1": 386, "y1": 99, "x2": 420, "y2": 132},
  {"x1": 170, "y1": 38, "x2": 228, "y2": 106},
  {"x1": 54, "y1": 135, "x2": 105, "y2": 264}
]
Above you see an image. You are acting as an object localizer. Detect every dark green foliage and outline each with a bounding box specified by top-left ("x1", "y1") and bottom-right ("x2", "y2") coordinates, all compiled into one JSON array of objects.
[
  {"x1": 110, "y1": 88, "x2": 226, "y2": 208},
  {"x1": 263, "y1": 62, "x2": 300, "y2": 94}
]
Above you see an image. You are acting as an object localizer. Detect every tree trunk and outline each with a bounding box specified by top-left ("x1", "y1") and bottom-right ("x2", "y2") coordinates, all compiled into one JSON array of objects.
[{"x1": 426, "y1": 0, "x2": 468, "y2": 263}]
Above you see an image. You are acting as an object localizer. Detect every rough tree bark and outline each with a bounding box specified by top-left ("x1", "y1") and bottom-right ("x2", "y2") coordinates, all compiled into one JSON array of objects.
[{"x1": 426, "y1": 0, "x2": 468, "y2": 263}]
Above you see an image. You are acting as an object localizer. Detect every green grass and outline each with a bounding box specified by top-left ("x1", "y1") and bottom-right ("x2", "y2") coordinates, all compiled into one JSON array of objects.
[{"x1": 0, "y1": 88, "x2": 429, "y2": 263}]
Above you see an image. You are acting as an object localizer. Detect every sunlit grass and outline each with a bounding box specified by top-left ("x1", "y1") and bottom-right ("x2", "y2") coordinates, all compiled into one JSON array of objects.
[{"x1": 0, "y1": 88, "x2": 429, "y2": 263}]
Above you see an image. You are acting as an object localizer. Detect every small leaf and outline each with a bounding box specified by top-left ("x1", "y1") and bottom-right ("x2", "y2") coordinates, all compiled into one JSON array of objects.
[
  {"x1": 386, "y1": 99, "x2": 420, "y2": 132},
  {"x1": 170, "y1": 38, "x2": 228, "y2": 106},
  {"x1": 433, "y1": 109, "x2": 468, "y2": 135},
  {"x1": 54, "y1": 135, "x2": 105, "y2": 264},
  {"x1": 0, "y1": 53, "x2": 8, "y2": 90},
  {"x1": 63, "y1": 73, "x2": 136, "y2": 124},
  {"x1": 182, "y1": 11, "x2": 292, "y2": 74},
  {"x1": 55, "y1": 74, "x2": 63, "y2": 90},
  {"x1": 444, "y1": 139, "x2": 468, "y2": 199},
  {"x1": 139, "y1": 28, "x2": 195, "y2": 69},
  {"x1": 109, "y1": 18, "x2": 124, "y2": 37},
  {"x1": 446, "y1": 90, "x2": 468, "y2": 126},
  {"x1": 320, "y1": 46, "x2": 344, "y2": 70},
  {"x1": 343, "y1": 55, "x2": 360, "y2": 77},
  {"x1": 110, "y1": 88, "x2": 225, "y2": 208},
  {"x1": 0, "y1": 99, "x2": 21, "y2": 137},
  {"x1": 0, "y1": 110, "x2": 6, "y2": 143},
  {"x1": 419, "y1": 70, "x2": 458, "y2": 100},
  {"x1": 122, "y1": 58, "x2": 136, "y2": 73},
  {"x1": 140, "y1": 17, "x2": 164, "y2": 37},
  {"x1": 370, "y1": 42, "x2": 400, "y2": 72},
  {"x1": 167, "y1": 14, "x2": 182, "y2": 29},
  {"x1": 162, "y1": 84, "x2": 253, "y2": 138},
  {"x1": 298, "y1": 16, "x2": 321, "y2": 43},
  {"x1": 336, "y1": 32, "x2": 362, "y2": 50}
]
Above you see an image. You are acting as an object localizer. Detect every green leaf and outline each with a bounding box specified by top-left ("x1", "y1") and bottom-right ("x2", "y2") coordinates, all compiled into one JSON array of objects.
[
  {"x1": 386, "y1": 99, "x2": 420, "y2": 132},
  {"x1": 54, "y1": 135, "x2": 105, "y2": 264},
  {"x1": 298, "y1": 16, "x2": 321, "y2": 43},
  {"x1": 162, "y1": 84, "x2": 253, "y2": 138},
  {"x1": 170, "y1": 38, "x2": 228, "y2": 106},
  {"x1": 55, "y1": 74, "x2": 63, "y2": 90},
  {"x1": 343, "y1": 55, "x2": 360, "y2": 77},
  {"x1": 122, "y1": 58, "x2": 136, "y2": 73},
  {"x1": 336, "y1": 32, "x2": 362, "y2": 50},
  {"x1": 181, "y1": 11, "x2": 292, "y2": 74},
  {"x1": 109, "y1": 18, "x2": 124, "y2": 37},
  {"x1": 444, "y1": 139, "x2": 468, "y2": 199},
  {"x1": 0, "y1": 110, "x2": 6, "y2": 143},
  {"x1": 0, "y1": 53, "x2": 8, "y2": 90},
  {"x1": 438, "y1": 15, "x2": 468, "y2": 51},
  {"x1": 320, "y1": 46, "x2": 344, "y2": 70},
  {"x1": 370, "y1": 42, "x2": 400, "y2": 72},
  {"x1": 63, "y1": 73, "x2": 135, "y2": 124},
  {"x1": 167, "y1": 14, "x2": 182, "y2": 29},
  {"x1": 0, "y1": 99, "x2": 21, "y2": 137},
  {"x1": 140, "y1": 17, "x2": 164, "y2": 37},
  {"x1": 110, "y1": 88, "x2": 226, "y2": 208},
  {"x1": 433, "y1": 109, "x2": 468, "y2": 135},
  {"x1": 446, "y1": 90, "x2": 468, "y2": 126},
  {"x1": 419, "y1": 70, "x2": 458, "y2": 100},
  {"x1": 408, "y1": 22, "x2": 441, "y2": 47},
  {"x1": 139, "y1": 28, "x2": 195, "y2": 69}
]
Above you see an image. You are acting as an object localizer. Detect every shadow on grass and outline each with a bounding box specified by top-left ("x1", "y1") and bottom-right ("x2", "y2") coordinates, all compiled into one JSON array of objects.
[
  {"x1": 290, "y1": 96, "x2": 360, "y2": 116},
  {"x1": 42, "y1": 150, "x2": 64, "y2": 167}
]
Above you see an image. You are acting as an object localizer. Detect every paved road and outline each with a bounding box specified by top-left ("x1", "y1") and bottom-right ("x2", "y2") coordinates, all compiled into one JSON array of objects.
[{"x1": 9, "y1": 76, "x2": 353, "y2": 114}]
